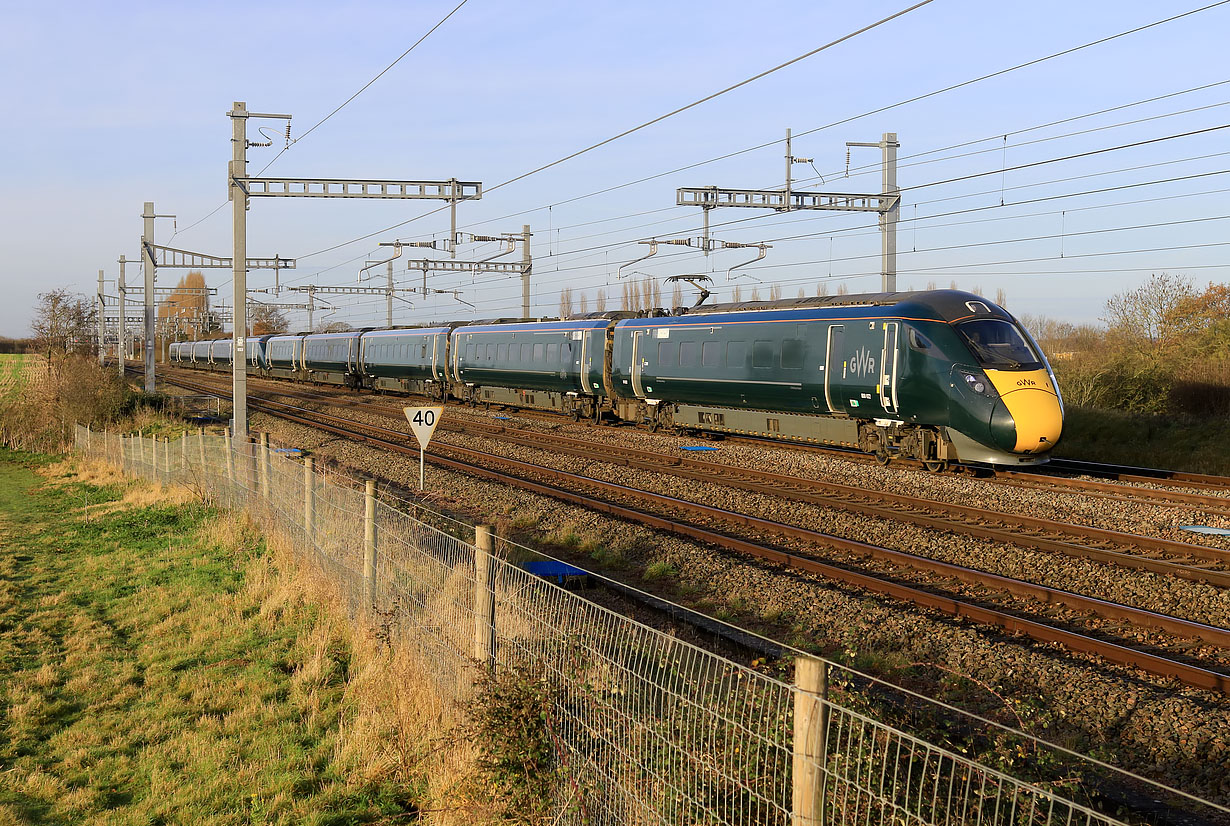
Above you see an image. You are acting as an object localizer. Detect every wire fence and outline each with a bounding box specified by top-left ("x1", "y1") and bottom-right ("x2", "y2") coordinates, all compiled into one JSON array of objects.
[{"x1": 76, "y1": 423, "x2": 1210, "y2": 826}]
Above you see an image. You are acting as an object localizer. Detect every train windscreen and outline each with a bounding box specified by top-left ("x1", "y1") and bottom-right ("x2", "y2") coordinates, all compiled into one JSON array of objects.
[{"x1": 955, "y1": 319, "x2": 1042, "y2": 370}]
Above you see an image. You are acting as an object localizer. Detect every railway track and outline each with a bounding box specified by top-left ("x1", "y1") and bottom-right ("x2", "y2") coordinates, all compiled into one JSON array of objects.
[
  {"x1": 164, "y1": 368, "x2": 1230, "y2": 588},
  {"x1": 158, "y1": 369, "x2": 1230, "y2": 695}
]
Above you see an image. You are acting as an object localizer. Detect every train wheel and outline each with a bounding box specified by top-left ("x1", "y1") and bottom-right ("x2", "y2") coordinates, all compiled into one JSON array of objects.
[
  {"x1": 874, "y1": 449, "x2": 891, "y2": 466},
  {"x1": 923, "y1": 459, "x2": 947, "y2": 473}
]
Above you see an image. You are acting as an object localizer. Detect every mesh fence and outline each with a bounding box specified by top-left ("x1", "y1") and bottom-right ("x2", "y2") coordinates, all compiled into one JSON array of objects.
[{"x1": 76, "y1": 423, "x2": 1181, "y2": 826}]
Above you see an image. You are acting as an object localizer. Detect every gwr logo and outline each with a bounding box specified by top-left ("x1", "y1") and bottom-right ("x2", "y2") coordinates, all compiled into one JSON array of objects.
[
  {"x1": 849, "y1": 347, "x2": 876, "y2": 377},
  {"x1": 1016, "y1": 378, "x2": 1037, "y2": 387}
]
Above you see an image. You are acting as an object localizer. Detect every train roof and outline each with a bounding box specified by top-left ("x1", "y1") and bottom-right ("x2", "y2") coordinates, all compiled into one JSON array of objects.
[{"x1": 674, "y1": 289, "x2": 1012, "y2": 324}]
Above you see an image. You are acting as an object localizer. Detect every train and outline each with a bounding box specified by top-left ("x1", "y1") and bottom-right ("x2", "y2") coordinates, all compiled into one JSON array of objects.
[{"x1": 169, "y1": 290, "x2": 1064, "y2": 468}]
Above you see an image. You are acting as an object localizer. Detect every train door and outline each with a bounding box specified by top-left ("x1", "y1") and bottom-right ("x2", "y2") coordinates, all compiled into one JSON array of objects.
[
  {"x1": 879, "y1": 322, "x2": 899, "y2": 415},
  {"x1": 824, "y1": 325, "x2": 845, "y2": 413},
  {"x1": 631, "y1": 330, "x2": 646, "y2": 397},
  {"x1": 431, "y1": 335, "x2": 440, "y2": 381},
  {"x1": 577, "y1": 330, "x2": 589, "y2": 395}
]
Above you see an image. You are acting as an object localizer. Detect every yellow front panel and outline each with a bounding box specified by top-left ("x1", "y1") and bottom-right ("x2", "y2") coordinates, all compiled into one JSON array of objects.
[{"x1": 986, "y1": 369, "x2": 1063, "y2": 453}]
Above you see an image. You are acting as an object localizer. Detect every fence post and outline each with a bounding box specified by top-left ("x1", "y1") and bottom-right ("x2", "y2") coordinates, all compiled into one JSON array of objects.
[
  {"x1": 473, "y1": 525, "x2": 496, "y2": 666},
  {"x1": 181, "y1": 430, "x2": 187, "y2": 467},
  {"x1": 225, "y1": 427, "x2": 235, "y2": 484},
  {"x1": 197, "y1": 428, "x2": 206, "y2": 471},
  {"x1": 363, "y1": 480, "x2": 377, "y2": 610},
  {"x1": 792, "y1": 655, "x2": 829, "y2": 826},
  {"x1": 303, "y1": 457, "x2": 315, "y2": 548},
  {"x1": 258, "y1": 432, "x2": 271, "y2": 500},
  {"x1": 164, "y1": 437, "x2": 171, "y2": 483}
]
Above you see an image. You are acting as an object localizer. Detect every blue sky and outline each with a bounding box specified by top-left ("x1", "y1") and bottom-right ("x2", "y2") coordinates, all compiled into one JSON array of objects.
[{"x1": 1, "y1": 0, "x2": 1227, "y2": 336}]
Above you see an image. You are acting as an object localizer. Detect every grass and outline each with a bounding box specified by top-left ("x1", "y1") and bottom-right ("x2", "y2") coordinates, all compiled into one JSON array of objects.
[
  {"x1": 0, "y1": 354, "x2": 29, "y2": 403},
  {"x1": 1054, "y1": 405, "x2": 1230, "y2": 475},
  {"x1": 0, "y1": 449, "x2": 492, "y2": 825}
]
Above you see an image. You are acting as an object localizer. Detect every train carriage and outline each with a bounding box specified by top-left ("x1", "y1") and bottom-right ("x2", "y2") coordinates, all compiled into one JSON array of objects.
[
  {"x1": 190, "y1": 340, "x2": 213, "y2": 366},
  {"x1": 360, "y1": 327, "x2": 452, "y2": 398},
  {"x1": 303, "y1": 331, "x2": 363, "y2": 386},
  {"x1": 451, "y1": 319, "x2": 610, "y2": 417},
  {"x1": 209, "y1": 339, "x2": 233, "y2": 369},
  {"x1": 265, "y1": 334, "x2": 306, "y2": 379}
]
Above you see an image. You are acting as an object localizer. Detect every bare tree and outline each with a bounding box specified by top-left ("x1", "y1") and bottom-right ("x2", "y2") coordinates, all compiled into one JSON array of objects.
[
  {"x1": 651, "y1": 278, "x2": 662, "y2": 309},
  {"x1": 32, "y1": 288, "x2": 93, "y2": 371},
  {"x1": 249, "y1": 302, "x2": 289, "y2": 335},
  {"x1": 620, "y1": 282, "x2": 631, "y2": 311},
  {"x1": 596, "y1": 289, "x2": 607, "y2": 313},
  {"x1": 670, "y1": 282, "x2": 683, "y2": 309},
  {"x1": 1103, "y1": 272, "x2": 1195, "y2": 345},
  {"x1": 926, "y1": 280, "x2": 937, "y2": 291},
  {"x1": 559, "y1": 287, "x2": 574, "y2": 319},
  {"x1": 817, "y1": 282, "x2": 829, "y2": 297},
  {"x1": 578, "y1": 292, "x2": 589, "y2": 315},
  {"x1": 769, "y1": 284, "x2": 782, "y2": 301},
  {"x1": 836, "y1": 284, "x2": 849, "y2": 295},
  {"x1": 750, "y1": 288, "x2": 762, "y2": 301},
  {"x1": 949, "y1": 280, "x2": 959, "y2": 290},
  {"x1": 797, "y1": 288, "x2": 805, "y2": 299},
  {"x1": 732, "y1": 285, "x2": 743, "y2": 302},
  {"x1": 995, "y1": 287, "x2": 1008, "y2": 308},
  {"x1": 971, "y1": 284, "x2": 983, "y2": 297}
]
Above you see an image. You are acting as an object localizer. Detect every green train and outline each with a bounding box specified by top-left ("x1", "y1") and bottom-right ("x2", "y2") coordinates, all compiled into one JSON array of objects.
[{"x1": 172, "y1": 290, "x2": 1063, "y2": 468}]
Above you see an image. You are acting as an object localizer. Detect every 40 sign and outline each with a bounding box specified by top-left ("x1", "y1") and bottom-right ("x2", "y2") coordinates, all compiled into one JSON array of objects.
[
  {"x1": 403, "y1": 406, "x2": 444, "y2": 490},
  {"x1": 404, "y1": 406, "x2": 444, "y2": 449}
]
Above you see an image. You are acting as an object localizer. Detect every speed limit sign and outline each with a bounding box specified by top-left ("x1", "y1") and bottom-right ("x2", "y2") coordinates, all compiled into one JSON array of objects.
[{"x1": 404, "y1": 406, "x2": 444, "y2": 489}]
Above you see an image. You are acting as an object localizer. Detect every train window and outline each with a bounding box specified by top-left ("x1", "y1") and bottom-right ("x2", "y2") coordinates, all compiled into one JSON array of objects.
[
  {"x1": 420, "y1": 343, "x2": 428, "y2": 360},
  {"x1": 727, "y1": 341, "x2": 748, "y2": 367},
  {"x1": 658, "y1": 341, "x2": 678, "y2": 366},
  {"x1": 520, "y1": 343, "x2": 530, "y2": 360},
  {"x1": 781, "y1": 339, "x2": 804, "y2": 369},
  {"x1": 908, "y1": 328, "x2": 932, "y2": 351},
  {"x1": 561, "y1": 341, "x2": 572, "y2": 362},
  {"x1": 533, "y1": 343, "x2": 544, "y2": 361},
  {"x1": 955, "y1": 319, "x2": 1042, "y2": 369},
  {"x1": 702, "y1": 340, "x2": 722, "y2": 367},
  {"x1": 497, "y1": 343, "x2": 507, "y2": 360},
  {"x1": 487, "y1": 343, "x2": 495, "y2": 360},
  {"x1": 546, "y1": 343, "x2": 558, "y2": 362},
  {"x1": 753, "y1": 340, "x2": 775, "y2": 368},
  {"x1": 679, "y1": 341, "x2": 699, "y2": 367},
  {"x1": 466, "y1": 344, "x2": 475, "y2": 360}
]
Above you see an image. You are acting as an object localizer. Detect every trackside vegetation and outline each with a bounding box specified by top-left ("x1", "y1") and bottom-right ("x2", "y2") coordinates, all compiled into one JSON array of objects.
[{"x1": 0, "y1": 451, "x2": 509, "y2": 825}]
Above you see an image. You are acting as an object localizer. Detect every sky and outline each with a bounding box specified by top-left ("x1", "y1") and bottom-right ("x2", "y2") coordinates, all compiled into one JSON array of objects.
[{"x1": 0, "y1": 0, "x2": 1227, "y2": 337}]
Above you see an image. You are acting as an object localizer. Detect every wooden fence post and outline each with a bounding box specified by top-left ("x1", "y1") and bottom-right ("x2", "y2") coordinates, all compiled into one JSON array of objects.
[
  {"x1": 363, "y1": 480, "x2": 377, "y2": 610},
  {"x1": 473, "y1": 525, "x2": 496, "y2": 666},
  {"x1": 303, "y1": 457, "x2": 315, "y2": 548},
  {"x1": 793, "y1": 654, "x2": 829, "y2": 826}
]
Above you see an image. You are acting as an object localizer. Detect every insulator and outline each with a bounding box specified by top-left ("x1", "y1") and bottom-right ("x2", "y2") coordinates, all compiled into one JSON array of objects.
[{"x1": 792, "y1": 157, "x2": 813, "y2": 164}]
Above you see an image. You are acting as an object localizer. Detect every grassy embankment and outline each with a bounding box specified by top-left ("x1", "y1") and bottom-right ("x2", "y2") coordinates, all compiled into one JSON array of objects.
[
  {"x1": 0, "y1": 450, "x2": 495, "y2": 825},
  {"x1": 1053, "y1": 406, "x2": 1230, "y2": 475}
]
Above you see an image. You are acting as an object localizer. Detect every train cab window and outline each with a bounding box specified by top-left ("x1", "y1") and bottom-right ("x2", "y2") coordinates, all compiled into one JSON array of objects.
[
  {"x1": 727, "y1": 341, "x2": 748, "y2": 368},
  {"x1": 702, "y1": 340, "x2": 721, "y2": 367},
  {"x1": 533, "y1": 343, "x2": 544, "y2": 361},
  {"x1": 497, "y1": 343, "x2": 507, "y2": 360},
  {"x1": 753, "y1": 340, "x2": 775, "y2": 369},
  {"x1": 781, "y1": 338, "x2": 804, "y2": 369},
  {"x1": 679, "y1": 341, "x2": 699, "y2": 367},
  {"x1": 955, "y1": 319, "x2": 1042, "y2": 370},
  {"x1": 908, "y1": 329, "x2": 932, "y2": 352}
]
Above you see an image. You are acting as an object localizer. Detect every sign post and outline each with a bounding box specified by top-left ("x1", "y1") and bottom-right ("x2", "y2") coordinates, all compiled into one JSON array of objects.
[{"x1": 404, "y1": 406, "x2": 444, "y2": 490}]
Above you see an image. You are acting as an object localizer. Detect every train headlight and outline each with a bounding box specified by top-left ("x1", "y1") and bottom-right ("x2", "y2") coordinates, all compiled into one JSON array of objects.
[
  {"x1": 964, "y1": 374, "x2": 987, "y2": 394},
  {"x1": 956, "y1": 368, "x2": 998, "y2": 399}
]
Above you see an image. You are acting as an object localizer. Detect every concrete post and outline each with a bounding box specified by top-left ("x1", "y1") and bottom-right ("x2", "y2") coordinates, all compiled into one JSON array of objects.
[
  {"x1": 258, "y1": 432, "x2": 271, "y2": 499},
  {"x1": 230, "y1": 102, "x2": 250, "y2": 441},
  {"x1": 792, "y1": 655, "x2": 829, "y2": 826},
  {"x1": 117, "y1": 256, "x2": 127, "y2": 377},
  {"x1": 303, "y1": 457, "x2": 315, "y2": 547},
  {"x1": 473, "y1": 525, "x2": 496, "y2": 666},
  {"x1": 363, "y1": 480, "x2": 377, "y2": 609},
  {"x1": 97, "y1": 269, "x2": 106, "y2": 366},
  {"x1": 880, "y1": 132, "x2": 899, "y2": 293},
  {"x1": 521, "y1": 224, "x2": 531, "y2": 318},
  {"x1": 142, "y1": 202, "x2": 156, "y2": 392}
]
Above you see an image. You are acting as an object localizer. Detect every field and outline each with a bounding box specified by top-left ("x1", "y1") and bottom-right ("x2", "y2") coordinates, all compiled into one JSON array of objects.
[
  {"x1": 1054, "y1": 406, "x2": 1230, "y2": 475},
  {"x1": 0, "y1": 450, "x2": 487, "y2": 825},
  {"x1": 0, "y1": 355, "x2": 32, "y2": 403}
]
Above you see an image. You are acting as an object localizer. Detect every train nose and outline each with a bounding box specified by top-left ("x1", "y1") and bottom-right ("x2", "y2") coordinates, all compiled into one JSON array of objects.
[{"x1": 986, "y1": 370, "x2": 1064, "y2": 454}]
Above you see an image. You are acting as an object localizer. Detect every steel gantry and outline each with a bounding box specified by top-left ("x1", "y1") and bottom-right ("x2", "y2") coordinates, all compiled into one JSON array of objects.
[
  {"x1": 676, "y1": 130, "x2": 901, "y2": 291},
  {"x1": 227, "y1": 100, "x2": 483, "y2": 439}
]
